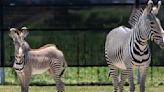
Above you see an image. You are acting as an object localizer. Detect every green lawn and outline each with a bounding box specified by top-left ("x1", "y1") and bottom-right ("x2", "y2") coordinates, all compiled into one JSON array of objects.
[
  {"x1": 5, "y1": 67, "x2": 164, "y2": 85},
  {"x1": 0, "y1": 85, "x2": 164, "y2": 92}
]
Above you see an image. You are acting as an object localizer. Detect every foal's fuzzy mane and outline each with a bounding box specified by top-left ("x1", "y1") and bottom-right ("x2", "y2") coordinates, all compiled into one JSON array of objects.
[{"x1": 31, "y1": 44, "x2": 57, "y2": 51}]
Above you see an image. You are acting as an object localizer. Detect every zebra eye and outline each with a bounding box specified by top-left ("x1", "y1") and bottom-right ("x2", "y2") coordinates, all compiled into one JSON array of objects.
[
  {"x1": 150, "y1": 22, "x2": 154, "y2": 25},
  {"x1": 16, "y1": 55, "x2": 21, "y2": 58}
]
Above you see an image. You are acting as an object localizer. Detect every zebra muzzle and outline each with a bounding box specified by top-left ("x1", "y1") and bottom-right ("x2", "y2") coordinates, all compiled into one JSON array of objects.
[{"x1": 13, "y1": 61, "x2": 25, "y2": 71}]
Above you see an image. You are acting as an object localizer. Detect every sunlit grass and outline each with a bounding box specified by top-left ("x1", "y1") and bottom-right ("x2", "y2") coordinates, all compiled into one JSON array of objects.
[
  {"x1": 0, "y1": 85, "x2": 164, "y2": 92},
  {"x1": 5, "y1": 67, "x2": 164, "y2": 86}
]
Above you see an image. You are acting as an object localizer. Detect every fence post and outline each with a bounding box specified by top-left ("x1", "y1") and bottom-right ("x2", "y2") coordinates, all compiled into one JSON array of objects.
[
  {"x1": 0, "y1": 68, "x2": 5, "y2": 85},
  {"x1": 0, "y1": 0, "x2": 5, "y2": 85},
  {"x1": 135, "y1": 0, "x2": 140, "y2": 8},
  {"x1": 77, "y1": 32, "x2": 80, "y2": 85}
]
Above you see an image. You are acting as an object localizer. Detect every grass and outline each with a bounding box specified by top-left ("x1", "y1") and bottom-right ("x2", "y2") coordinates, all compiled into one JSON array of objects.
[
  {"x1": 4, "y1": 67, "x2": 164, "y2": 86},
  {"x1": 2, "y1": 67, "x2": 164, "y2": 92},
  {"x1": 0, "y1": 85, "x2": 164, "y2": 92}
]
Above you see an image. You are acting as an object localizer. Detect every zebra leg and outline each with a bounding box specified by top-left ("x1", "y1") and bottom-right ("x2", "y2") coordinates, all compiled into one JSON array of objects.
[
  {"x1": 50, "y1": 62, "x2": 65, "y2": 92},
  {"x1": 140, "y1": 66, "x2": 149, "y2": 92},
  {"x1": 17, "y1": 72, "x2": 31, "y2": 92},
  {"x1": 55, "y1": 77, "x2": 65, "y2": 92},
  {"x1": 118, "y1": 71, "x2": 127, "y2": 92},
  {"x1": 109, "y1": 66, "x2": 119, "y2": 92},
  {"x1": 127, "y1": 68, "x2": 135, "y2": 92}
]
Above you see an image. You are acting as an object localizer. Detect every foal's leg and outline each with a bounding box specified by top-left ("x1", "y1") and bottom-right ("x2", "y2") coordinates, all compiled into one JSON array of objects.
[
  {"x1": 50, "y1": 60, "x2": 65, "y2": 92},
  {"x1": 17, "y1": 72, "x2": 31, "y2": 92}
]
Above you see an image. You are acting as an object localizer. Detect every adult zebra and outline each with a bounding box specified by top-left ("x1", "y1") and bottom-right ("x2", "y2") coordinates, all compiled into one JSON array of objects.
[{"x1": 105, "y1": 0, "x2": 164, "y2": 92}]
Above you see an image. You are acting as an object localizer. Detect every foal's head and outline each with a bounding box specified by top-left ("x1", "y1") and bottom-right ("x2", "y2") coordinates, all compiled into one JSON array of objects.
[{"x1": 9, "y1": 27, "x2": 29, "y2": 64}]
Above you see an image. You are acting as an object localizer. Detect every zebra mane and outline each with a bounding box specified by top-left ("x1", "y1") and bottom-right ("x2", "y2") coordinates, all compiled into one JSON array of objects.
[{"x1": 128, "y1": 8, "x2": 144, "y2": 28}]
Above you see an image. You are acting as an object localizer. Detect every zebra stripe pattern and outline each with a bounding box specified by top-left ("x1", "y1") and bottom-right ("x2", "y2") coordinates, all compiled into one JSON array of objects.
[
  {"x1": 9, "y1": 27, "x2": 67, "y2": 92},
  {"x1": 105, "y1": 0, "x2": 164, "y2": 92}
]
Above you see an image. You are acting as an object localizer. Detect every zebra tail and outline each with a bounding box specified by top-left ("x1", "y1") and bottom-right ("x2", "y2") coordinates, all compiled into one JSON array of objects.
[
  {"x1": 105, "y1": 49, "x2": 112, "y2": 67},
  {"x1": 105, "y1": 49, "x2": 112, "y2": 77}
]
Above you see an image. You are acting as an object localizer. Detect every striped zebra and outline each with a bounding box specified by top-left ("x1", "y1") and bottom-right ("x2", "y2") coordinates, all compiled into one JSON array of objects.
[
  {"x1": 105, "y1": 0, "x2": 164, "y2": 92},
  {"x1": 9, "y1": 27, "x2": 67, "y2": 92}
]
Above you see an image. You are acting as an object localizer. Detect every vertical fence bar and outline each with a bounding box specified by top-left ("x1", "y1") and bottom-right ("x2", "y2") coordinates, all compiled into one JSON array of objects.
[
  {"x1": 0, "y1": 0, "x2": 5, "y2": 85},
  {"x1": 150, "y1": 43, "x2": 153, "y2": 85},
  {"x1": 77, "y1": 32, "x2": 80, "y2": 85},
  {"x1": 135, "y1": 0, "x2": 140, "y2": 8},
  {"x1": 97, "y1": 67, "x2": 100, "y2": 84}
]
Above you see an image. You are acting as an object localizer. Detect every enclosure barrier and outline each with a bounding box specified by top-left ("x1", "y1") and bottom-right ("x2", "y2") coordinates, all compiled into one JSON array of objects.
[{"x1": 1, "y1": 0, "x2": 164, "y2": 85}]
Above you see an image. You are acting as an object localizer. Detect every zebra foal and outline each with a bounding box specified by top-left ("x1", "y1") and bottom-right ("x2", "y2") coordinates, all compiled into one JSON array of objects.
[
  {"x1": 9, "y1": 27, "x2": 67, "y2": 92},
  {"x1": 105, "y1": 0, "x2": 164, "y2": 92}
]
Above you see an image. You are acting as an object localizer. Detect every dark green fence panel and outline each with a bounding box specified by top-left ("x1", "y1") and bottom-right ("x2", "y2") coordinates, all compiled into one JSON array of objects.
[
  {"x1": 4, "y1": 30, "x2": 164, "y2": 67},
  {"x1": 3, "y1": 3, "x2": 164, "y2": 67},
  {"x1": 5, "y1": 30, "x2": 107, "y2": 66}
]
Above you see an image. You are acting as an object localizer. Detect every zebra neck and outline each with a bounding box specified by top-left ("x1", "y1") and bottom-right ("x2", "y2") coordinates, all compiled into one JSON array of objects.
[
  {"x1": 24, "y1": 41, "x2": 31, "y2": 50},
  {"x1": 131, "y1": 36, "x2": 148, "y2": 53},
  {"x1": 130, "y1": 30, "x2": 150, "y2": 63},
  {"x1": 133, "y1": 26, "x2": 148, "y2": 45}
]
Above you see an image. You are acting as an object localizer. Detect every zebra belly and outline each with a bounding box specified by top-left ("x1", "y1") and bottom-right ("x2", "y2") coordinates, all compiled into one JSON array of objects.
[
  {"x1": 113, "y1": 61, "x2": 127, "y2": 70},
  {"x1": 32, "y1": 67, "x2": 49, "y2": 75}
]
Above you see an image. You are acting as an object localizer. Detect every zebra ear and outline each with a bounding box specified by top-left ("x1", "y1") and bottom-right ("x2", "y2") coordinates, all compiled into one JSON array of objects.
[
  {"x1": 146, "y1": 0, "x2": 153, "y2": 14},
  {"x1": 21, "y1": 27, "x2": 29, "y2": 38},
  {"x1": 151, "y1": 0, "x2": 161, "y2": 15},
  {"x1": 9, "y1": 28, "x2": 19, "y2": 39}
]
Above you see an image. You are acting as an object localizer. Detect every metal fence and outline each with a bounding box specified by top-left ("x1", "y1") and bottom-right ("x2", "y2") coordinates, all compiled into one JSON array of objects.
[{"x1": 1, "y1": 0, "x2": 164, "y2": 85}]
